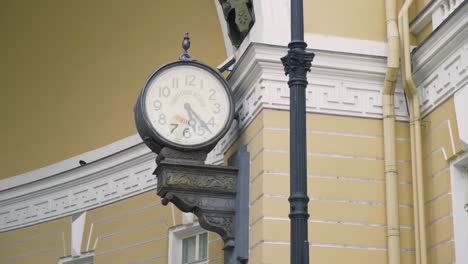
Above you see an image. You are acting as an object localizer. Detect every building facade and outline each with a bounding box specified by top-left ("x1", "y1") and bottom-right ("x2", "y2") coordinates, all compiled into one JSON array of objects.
[{"x1": 1, "y1": 0, "x2": 467, "y2": 263}]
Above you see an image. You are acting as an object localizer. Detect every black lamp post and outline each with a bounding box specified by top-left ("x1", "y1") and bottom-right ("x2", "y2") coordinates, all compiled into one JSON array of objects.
[{"x1": 280, "y1": 0, "x2": 314, "y2": 263}]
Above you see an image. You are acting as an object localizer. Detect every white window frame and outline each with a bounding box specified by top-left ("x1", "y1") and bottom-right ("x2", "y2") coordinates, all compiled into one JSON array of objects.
[
  {"x1": 168, "y1": 223, "x2": 208, "y2": 264},
  {"x1": 57, "y1": 251, "x2": 94, "y2": 264},
  {"x1": 450, "y1": 152, "x2": 468, "y2": 264}
]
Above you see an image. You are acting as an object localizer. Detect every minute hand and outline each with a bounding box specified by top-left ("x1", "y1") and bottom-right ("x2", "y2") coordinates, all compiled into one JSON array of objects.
[{"x1": 184, "y1": 103, "x2": 212, "y2": 134}]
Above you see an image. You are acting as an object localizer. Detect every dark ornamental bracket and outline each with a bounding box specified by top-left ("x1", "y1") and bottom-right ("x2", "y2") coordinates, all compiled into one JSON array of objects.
[
  {"x1": 218, "y1": 0, "x2": 255, "y2": 48},
  {"x1": 155, "y1": 158, "x2": 238, "y2": 249}
]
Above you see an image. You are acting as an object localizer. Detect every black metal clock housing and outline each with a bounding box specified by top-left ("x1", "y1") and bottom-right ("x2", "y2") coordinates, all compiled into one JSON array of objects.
[{"x1": 134, "y1": 58, "x2": 234, "y2": 155}]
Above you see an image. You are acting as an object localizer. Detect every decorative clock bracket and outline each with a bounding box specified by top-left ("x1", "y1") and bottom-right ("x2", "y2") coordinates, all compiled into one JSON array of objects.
[
  {"x1": 154, "y1": 145, "x2": 250, "y2": 264},
  {"x1": 155, "y1": 156, "x2": 238, "y2": 248}
]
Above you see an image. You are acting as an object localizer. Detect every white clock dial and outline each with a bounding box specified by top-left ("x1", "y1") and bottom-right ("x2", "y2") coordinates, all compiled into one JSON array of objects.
[{"x1": 144, "y1": 65, "x2": 230, "y2": 146}]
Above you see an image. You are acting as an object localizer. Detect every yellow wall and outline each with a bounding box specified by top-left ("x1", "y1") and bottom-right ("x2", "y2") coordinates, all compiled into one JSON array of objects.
[
  {"x1": 1, "y1": 99, "x2": 463, "y2": 263},
  {"x1": 303, "y1": 0, "x2": 433, "y2": 45},
  {"x1": 226, "y1": 98, "x2": 462, "y2": 263},
  {"x1": 0, "y1": 191, "x2": 223, "y2": 263},
  {"x1": 415, "y1": 0, "x2": 432, "y2": 13},
  {"x1": 421, "y1": 97, "x2": 463, "y2": 264},
  {"x1": 0, "y1": 0, "x2": 227, "y2": 179},
  {"x1": 226, "y1": 109, "x2": 414, "y2": 263},
  {"x1": 304, "y1": 0, "x2": 386, "y2": 42},
  {"x1": 84, "y1": 191, "x2": 173, "y2": 264},
  {"x1": 82, "y1": 191, "x2": 223, "y2": 263},
  {"x1": 0, "y1": 217, "x2": 71, "y2": 263},
  {"x1": 303, "y1": 0, "x2": 417, "y2": 42}
]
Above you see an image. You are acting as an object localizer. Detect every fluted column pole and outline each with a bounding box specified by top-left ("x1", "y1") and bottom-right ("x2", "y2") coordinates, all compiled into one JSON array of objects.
[{"x1": 281, "y1": 0, "x2": 314, "y2": 263}]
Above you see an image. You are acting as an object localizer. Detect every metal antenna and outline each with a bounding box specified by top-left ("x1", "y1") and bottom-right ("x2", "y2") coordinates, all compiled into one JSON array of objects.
[{"x1": 180, "y1": 32, "x2": 192, "y2": 60}]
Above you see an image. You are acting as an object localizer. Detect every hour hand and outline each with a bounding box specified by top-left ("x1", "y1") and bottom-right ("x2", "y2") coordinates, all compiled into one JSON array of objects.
[
  {"x1": 184, "y1": 103, "x2": 197, "y2": 131},
  {"x1": 184, "y1": 103, "x2": 212, "y2": 134}
]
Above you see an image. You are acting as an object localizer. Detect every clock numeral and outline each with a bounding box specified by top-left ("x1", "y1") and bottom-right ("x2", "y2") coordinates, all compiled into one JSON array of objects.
[
  {"x1": 196, "y1": 126, "x2": 206, "y2": 136},
  {"x1": 183, "y1": 128, "x2": 191, "y2": 138},
  {"x1": 185, "y1": 75, "x2": 196, "y2": 86},
  {"x1": 200, "y1": 79, "x2": 204, "y2": 89},
  {"x1": 159, "y1": 86, "x2": 171, "y2": 98},
  {"x1": 213, "y1": 103, "x2": 221, "y2": 114},
  {"x1": 153, "y1": 100, "x2": 162, "y2": 111},
  {"x1": 170, "y1": 123, "x2": 178, "y2": 133},
  {"x1": 172, "y1": 77, "x2": 179, "y2": 88},
  {"x1": 208, "y1": 89, "x2": 216, "y2": 100},
  {"x1": 207, "y1": 117, "x2": 215, "y2": 127},
  {"x1": 158, "y1": 114, "x2": 166, "y2": 125}
]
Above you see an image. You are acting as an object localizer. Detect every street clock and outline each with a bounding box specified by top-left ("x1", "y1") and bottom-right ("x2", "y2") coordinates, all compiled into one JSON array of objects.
[
  {"x1": 134, "y1": 34, "x2": 234, "y2": 154},
  {"x1": 136, "y1": 34, "x2": 242, "y2": 259}
]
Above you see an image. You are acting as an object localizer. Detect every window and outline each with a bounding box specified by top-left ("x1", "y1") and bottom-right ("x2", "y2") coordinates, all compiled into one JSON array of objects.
[
  {"x1": 451, "y1": 154, "x2": 468, "y2": 263},
  {"x1": 169, "y1": 223, "x2": 209, "y2": 264},
  {"x1": 57, "y1": 252, "x2": 94, "y2": 264},
  {"x1": 182, "y1": 232, "x2": 208, "y2": 264},
  {"x1": 464, "y1": 167, "x2": 468, "y2": 214}
]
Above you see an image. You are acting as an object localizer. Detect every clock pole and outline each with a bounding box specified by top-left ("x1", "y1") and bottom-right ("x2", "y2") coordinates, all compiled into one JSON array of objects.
[{"x1": 281, "y1": 0, "x2": 314, "y2": 263}]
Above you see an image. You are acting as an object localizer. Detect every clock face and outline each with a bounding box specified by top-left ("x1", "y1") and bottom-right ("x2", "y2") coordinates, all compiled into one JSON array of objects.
[{"x1": 143, "y1": 64, "x2": 231, "y2": 147}]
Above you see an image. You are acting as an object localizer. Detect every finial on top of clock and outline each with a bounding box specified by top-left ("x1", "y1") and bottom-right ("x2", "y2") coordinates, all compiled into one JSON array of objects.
[{"x1": 180, "y1": 32, "x2": 192, "y2": 61}]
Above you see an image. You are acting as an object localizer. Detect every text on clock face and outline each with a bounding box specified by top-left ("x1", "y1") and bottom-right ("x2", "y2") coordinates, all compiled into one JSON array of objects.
[{"x1": 144, "y1": 65, "x2": 230, "y2": 146}]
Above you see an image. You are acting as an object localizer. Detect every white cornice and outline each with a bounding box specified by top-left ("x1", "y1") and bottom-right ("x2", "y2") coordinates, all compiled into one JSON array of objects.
[
  {"x1": 412, "y1": 2, "x2": 468, "y2": 116},
  {"x1": 409, "y1": 0, "x2": 466, "y2": 34},
  {"x1": 228, "y1": 43, "x2": 409, "y2": 123},
  {"x1": 413, "y1": 1, "x2": 468, "y2": 71},
  {"x1": 0, "y1": 140, "x2": 157, "y2": 232},
  {"x1": 410, "y1": 0, "x2": 441, "y2": 34},
  {"x1": 0, "y1": 134, "x2": 143, "y2": 190},
  {"x1": 210, "y1": 42, "x2": 410, "y2": 165}
]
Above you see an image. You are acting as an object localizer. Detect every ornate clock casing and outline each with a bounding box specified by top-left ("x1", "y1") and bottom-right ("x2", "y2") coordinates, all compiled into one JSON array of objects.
[{"x1": 135, "y1": 59, "x2": 234, "y2": 155}]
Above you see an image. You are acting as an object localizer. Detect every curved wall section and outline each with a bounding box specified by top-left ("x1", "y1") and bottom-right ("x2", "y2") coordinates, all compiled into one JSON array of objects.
[{"x1": 0, "y1": 140, "x2": 156, "y2": 232}]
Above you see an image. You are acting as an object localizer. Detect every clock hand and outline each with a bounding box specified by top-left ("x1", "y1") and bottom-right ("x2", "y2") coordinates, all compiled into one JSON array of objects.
[
  {"x1": 184, "y1": 103, "x2": 197, "y2": 131},
  {"x1": 184, "y1": 103, "x2": 212, "y2": 134}
]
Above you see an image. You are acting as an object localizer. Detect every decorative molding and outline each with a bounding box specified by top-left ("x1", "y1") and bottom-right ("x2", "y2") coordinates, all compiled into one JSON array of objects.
[
  {"x1": 410, "y1": 0, "x2": 440, "y2": 34},
  {"x1": 0, "y1": 134, "x2": 144, "y2": 191},
  {"x1": 432, "y1": 0, "x2": 466, "y2": 30},
  {"x1": 0, "y1": 143, "x2": 157, "y2": 232},
  {"x1": 228, "y1": 43, "x2": 409, "y2": 123},
  {"x1": 413, "y1": 2, "x2": 468, "y2": 116},
  {"x1": 410, "y1": 0, "x2": 466, "y2": 34},
  {"x1": 207, "y1": 43, "x2": 410, "y2": 164}
]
